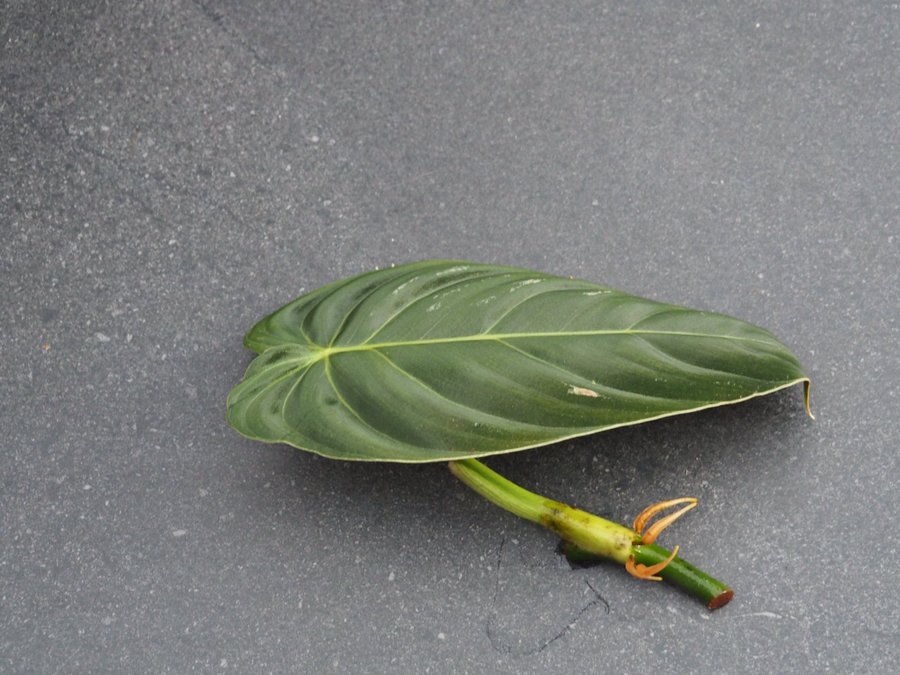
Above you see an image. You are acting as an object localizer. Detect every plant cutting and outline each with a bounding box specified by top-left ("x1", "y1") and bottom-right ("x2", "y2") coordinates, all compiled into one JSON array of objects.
[{"x1": 227, "y1": 260, "x2": 811, "y2": 609}]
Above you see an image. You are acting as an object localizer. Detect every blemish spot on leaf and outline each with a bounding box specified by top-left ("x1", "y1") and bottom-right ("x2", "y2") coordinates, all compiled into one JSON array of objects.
[
  {"x1": 435, "y1": 265, "x2": 470, "y2": 276},
  {"x1": 509, "y1": 278, "x2": 542, "y2": 292},
  {"x1": 567, "y1": 385, "x2": 600, "y2": 398},
  {"x1": 392, "y1": 276, "x2": 419, "y2": 294},
  {"x1": 434, "y1": 287, "x2": 463, "y2": 301},
  {"x1": 476, "y1": 295, "x2": 497, "y2": 306}
]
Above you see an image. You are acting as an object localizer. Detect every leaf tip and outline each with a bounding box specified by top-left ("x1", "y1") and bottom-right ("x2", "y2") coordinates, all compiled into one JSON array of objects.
[{"x1": 803, "y1": 380, "x2": 815, "y2": 420}]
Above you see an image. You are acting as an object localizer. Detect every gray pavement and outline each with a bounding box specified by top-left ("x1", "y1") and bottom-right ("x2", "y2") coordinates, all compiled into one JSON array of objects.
[{"x1": 2, "y1": 2, "x2": 898, "y2": 672}]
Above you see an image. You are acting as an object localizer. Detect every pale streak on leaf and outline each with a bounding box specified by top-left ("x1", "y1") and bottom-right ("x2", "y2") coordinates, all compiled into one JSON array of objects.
[{"x1": 568, "y1": 385, "x2": 601, "y2": 398}]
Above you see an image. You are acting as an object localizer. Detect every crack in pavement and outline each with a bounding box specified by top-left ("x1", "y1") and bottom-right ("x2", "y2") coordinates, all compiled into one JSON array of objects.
[{"x1": 485, "y1": 536, "x2": 612, "y2": 657}]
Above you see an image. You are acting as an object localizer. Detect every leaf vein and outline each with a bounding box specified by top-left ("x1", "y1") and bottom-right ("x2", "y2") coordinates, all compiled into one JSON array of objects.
[
  {"x1": 495, "y1": 339, "x2": 699, "y2": 406},
  {"x1": 360, "y1": 269, "x2": 515, "y2": 344},
  {"x1": 375, "y1": 350, "x2": 573, "y2": 432}
]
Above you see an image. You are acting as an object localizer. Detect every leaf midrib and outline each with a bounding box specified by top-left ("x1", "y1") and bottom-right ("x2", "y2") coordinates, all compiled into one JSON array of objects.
[{"x1": 306, "y1": 328, "x2": 779, "y2": 359}]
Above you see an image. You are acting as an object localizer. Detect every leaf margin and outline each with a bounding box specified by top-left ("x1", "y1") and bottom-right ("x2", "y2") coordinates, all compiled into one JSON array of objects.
[{"x1": 227, "y1": 260, "x2": 812, "y2": 463}]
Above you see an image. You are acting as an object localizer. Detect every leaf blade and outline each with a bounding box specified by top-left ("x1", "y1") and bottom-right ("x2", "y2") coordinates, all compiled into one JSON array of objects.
[{"x1": 228, "y1": 261, "x2": 809, "y2": 462}]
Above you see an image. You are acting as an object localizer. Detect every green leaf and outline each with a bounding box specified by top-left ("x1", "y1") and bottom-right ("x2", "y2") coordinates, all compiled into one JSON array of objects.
[{"x1": 227, "y1": 260, "x2": 810, "y2": 462}]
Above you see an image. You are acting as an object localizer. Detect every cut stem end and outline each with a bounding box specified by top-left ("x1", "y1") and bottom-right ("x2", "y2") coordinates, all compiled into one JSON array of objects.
[{"x1": 449, "y1": 459, "x2": 733, "y2": 610}]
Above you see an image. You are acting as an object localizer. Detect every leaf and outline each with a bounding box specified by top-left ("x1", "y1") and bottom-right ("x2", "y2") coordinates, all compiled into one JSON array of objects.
[{"x1": 227, "y1": 261, "x2": 810, "y2": 462}]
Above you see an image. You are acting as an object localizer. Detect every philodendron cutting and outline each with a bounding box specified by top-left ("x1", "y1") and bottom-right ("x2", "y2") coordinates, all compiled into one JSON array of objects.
[{"x1": 227, "y1": 260, "x2": 811, "y2": 609}]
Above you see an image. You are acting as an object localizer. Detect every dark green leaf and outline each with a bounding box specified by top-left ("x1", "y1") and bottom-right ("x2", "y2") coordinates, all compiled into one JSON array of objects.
[{"x1": 227, "y1": 261, "x2": 810, "y2": 462}]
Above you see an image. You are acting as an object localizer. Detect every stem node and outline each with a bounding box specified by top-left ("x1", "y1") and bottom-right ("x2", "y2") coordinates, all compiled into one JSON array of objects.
[{"x1": 449, "y1": 458, "x2": 733, "y2": 610}]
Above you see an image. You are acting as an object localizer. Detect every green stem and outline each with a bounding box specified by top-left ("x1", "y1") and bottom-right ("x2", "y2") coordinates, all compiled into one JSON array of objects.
[{"x1": 449, "y1": 458, "x2": 733, "y2": 610}]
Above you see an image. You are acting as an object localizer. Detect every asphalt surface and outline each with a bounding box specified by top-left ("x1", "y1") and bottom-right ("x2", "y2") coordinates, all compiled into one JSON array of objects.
[{"x1": 2, "y1": 2, "x2": 898, "y2": 672}]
